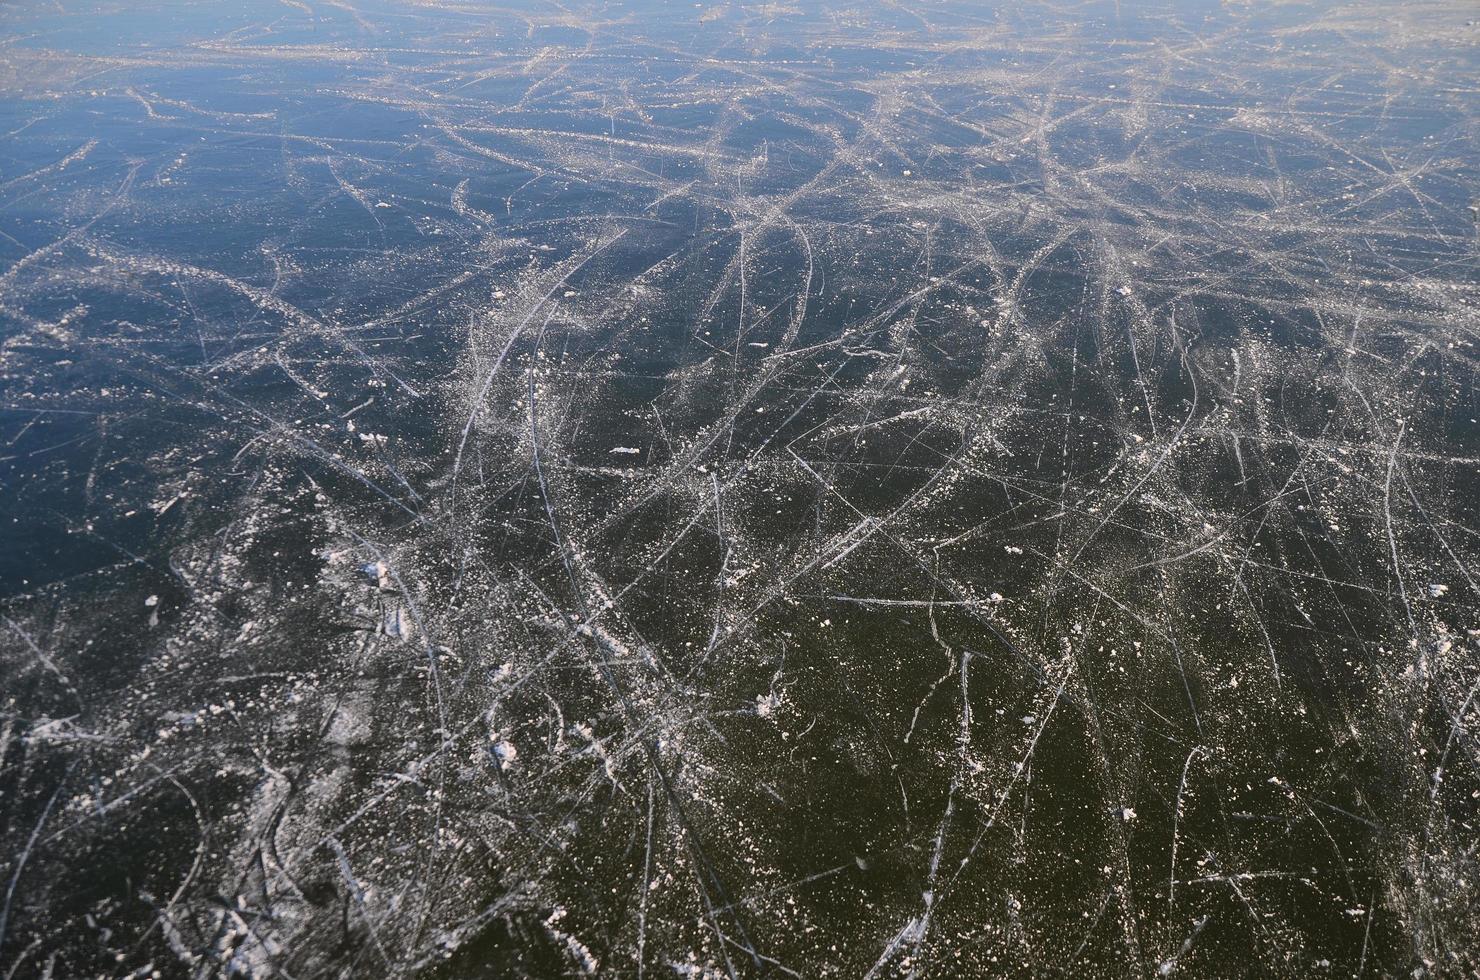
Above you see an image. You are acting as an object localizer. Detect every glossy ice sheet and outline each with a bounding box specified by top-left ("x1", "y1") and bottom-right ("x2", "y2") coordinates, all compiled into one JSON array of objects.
[{"x1": 1, "y1": 1, "x2": 1478, "y2": 976}]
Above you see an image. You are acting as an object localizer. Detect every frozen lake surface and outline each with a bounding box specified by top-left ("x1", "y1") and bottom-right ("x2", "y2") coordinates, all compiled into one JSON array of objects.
[{"x1": 1, "y1": 0, "x2": 1479, "y2": 976}]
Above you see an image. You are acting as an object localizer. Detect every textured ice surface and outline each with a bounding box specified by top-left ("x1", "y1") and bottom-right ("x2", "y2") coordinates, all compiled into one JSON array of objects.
[{"x1": 2, "y1": 0, "x2": 1479, "y2": 976}]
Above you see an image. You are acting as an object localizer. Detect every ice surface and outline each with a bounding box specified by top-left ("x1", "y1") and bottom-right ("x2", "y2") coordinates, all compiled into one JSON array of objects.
[{"x1": 1, "y1": 0, "x2": 1479, "y2": 977}]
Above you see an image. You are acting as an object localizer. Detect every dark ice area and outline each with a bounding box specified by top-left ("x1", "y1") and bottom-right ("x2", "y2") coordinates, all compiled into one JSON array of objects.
[{"x1": 2, "y1": 1, "x2": 1479, "y2": 976}]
